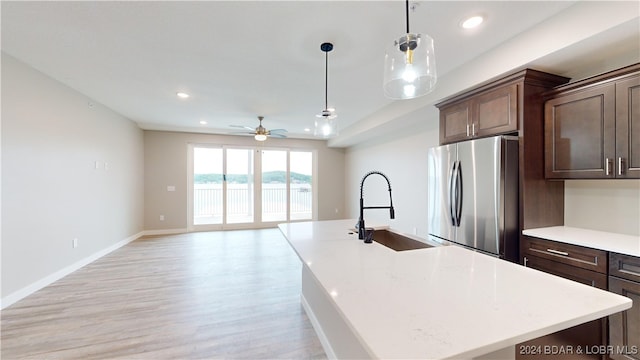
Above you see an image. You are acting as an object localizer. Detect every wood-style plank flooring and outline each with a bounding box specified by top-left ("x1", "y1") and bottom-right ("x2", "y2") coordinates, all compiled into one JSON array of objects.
[{"x1": 1, "y1": 229, "x2": 326, "y2": 359}]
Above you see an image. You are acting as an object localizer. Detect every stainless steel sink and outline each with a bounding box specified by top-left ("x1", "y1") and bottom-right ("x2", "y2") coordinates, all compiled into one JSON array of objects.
[{"x1": 368, "y1": 229, "x2": 433, "y2": 251}]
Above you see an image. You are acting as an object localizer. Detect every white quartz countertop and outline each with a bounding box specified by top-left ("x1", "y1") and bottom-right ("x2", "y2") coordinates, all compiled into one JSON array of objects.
[
  {"x1": 279, "y1": 219, "x2": 632, "y2": 359},
  {"x1": 523, "y1": 226, "x2": 640, "y2": 257}
]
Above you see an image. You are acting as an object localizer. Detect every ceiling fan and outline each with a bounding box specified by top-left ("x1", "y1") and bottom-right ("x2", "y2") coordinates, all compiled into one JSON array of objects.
[{"x1": 229, "y1": 116, "x2": 288, "y2": 141}]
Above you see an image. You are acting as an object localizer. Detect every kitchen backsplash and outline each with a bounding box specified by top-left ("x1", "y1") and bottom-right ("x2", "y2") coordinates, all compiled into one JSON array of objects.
[{"x1": 564, "y1": 180, "x2": 640, "y2": 236}]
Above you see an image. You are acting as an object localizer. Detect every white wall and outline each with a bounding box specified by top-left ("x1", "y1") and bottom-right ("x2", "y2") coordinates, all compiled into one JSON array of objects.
[
  {"x1": 144, "y1": 130, "x2": 346, "y2": 232},
  {"x1": 1, "y1": 53, "x2": 145, "y2": 304},
  {"x1": 565, "y1": 180, "x2": 640, "y2": 236},
  {"x1": 345, "y1": 106, "x2": 440, "y2": 238}
]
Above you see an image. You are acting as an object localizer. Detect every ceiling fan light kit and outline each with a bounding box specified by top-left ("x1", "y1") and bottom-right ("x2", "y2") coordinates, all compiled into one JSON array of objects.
[
  {"x1": 383, "y1": 0, "x2": 437, "y2": 99},
  {"x1": 314, "y1": 42, "x2": 338, "y2": 139}
]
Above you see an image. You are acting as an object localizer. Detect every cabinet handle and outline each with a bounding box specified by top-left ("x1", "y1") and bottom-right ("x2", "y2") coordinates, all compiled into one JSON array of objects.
[
  {"x1": 472, "y1": 123, "x2": 476, "y2": 136},
  {"x1": 547, "y1": 248, "x2": 569, "y2": 256},
  {"x1": 524, "y1": 257, "x2": 528, "y2": 267},
  {"x1": 618, "y1": 157, "x2": 624, "y2": 176},
  {"x1": 605, "y1": 158, "x2": 611, "y2": 176},
  {"x1": 466, "y1": 124, "x2": 470, "y2": 137}
]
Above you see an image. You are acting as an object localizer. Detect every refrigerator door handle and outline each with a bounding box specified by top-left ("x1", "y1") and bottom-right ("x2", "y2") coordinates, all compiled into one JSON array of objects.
[
  {"x1": 455, "y1": 161, "x2": 463, "y2": 226},
  {"x1": 448, "y1": 161, "x2": 457, "y2": 226}
]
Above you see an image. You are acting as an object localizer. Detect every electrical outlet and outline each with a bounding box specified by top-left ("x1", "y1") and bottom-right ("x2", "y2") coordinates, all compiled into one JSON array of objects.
[
  {"x1": 73, "y1": 238, "x2": 78, "y2": 248},
  {"x1": 159, "y1": 215, "x2": 165, "y2": 221}
]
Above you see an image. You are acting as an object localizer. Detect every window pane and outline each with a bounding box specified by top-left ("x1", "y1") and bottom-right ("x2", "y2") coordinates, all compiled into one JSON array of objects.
[
  {"x1": 262, "y1": 150, "x2": 287, "y2": 222},
  {"x1": 290, "y1": 151, "x2": 312, "y2": 220},
  {"x1": 193, "y1": 147, "x2": 223, "y2": 225},
  {"x1": 226, "y1": 149, "x2": 254, "y2": 224}
]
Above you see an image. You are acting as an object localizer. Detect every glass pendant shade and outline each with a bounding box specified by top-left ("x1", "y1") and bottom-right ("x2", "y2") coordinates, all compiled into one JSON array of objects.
[
  {"x1": 314, "y1": 117, "x2": 338, "y2": 138},
  {"x1": 383, "y1": 33, "x2": 437, "y2": 99}
]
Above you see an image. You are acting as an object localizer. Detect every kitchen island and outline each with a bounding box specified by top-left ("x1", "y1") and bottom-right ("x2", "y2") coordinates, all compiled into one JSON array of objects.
[{"x1": 279, "y1": 219, "x2": 632, "y2": 360}]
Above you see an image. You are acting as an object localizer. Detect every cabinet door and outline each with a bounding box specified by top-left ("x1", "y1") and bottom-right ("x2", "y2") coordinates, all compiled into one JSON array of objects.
[
  {"x1": 439, "y1": 101, "x2": 471, "y2": 144},
  {"x1": 545, "y1": 82, "x2": 616, "y2": 179},
  {"x1": 474, "y1": 83, "x2": 518, "y2": 137},
  {"x1": 615, "y1": 74, "x2": 640, "y2": 179},
  {"x1": 609, "y1": 276, "x2": 640, "y2": 360}
]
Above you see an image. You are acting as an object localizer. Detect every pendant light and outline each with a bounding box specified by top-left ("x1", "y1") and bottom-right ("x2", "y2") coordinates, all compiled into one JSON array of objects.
[
  {"x1": 383, "y1": 0, "x2": 437, "y2": 99},
  {"x1": 315, "y1": 42, "x2": 338, "y2": 138}
]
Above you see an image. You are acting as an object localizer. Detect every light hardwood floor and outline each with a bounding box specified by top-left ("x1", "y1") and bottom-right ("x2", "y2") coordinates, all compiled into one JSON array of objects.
[{"x1": 1, "y1": 229, "x2": 326, "y2": 359}]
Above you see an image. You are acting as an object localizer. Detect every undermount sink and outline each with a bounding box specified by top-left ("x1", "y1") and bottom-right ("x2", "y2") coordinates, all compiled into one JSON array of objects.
[{"x1": 366, "y1": 229, "x2": 433, "y2": 251}]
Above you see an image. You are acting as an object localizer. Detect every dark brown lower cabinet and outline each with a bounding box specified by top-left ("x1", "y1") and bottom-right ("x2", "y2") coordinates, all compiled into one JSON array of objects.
[
  {"x1": 518, "y1": 236, "x2": 609, "y2": 360},
  {"x1": 518, "y1": 256, "x2": 607, "y2": 359},
  {"x1": 609, "y1": 253, "x2": 640, "y2": 360}
]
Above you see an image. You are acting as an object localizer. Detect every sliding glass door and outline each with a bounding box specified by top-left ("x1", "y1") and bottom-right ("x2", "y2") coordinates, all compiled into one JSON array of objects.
[
  {"x1": 290, "y1": 151, "x2": 313, "y2": 221},
  {"x1": 192, "y1": 147, "x2": 223, "y2": 226},
  {"x1": 261, "y1": 150, "x2": 287, "y2": 222},
  {"x1": 189, "y1": 145, "x2": 314, "y2": 230},
  {"x1": 225, "y1": 148, "x2": 254, "y2": 224}
]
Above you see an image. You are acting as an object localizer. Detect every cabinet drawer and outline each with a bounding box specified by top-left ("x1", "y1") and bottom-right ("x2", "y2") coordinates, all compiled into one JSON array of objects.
[
  {"x1": 610, "y1": 252, "x2": 640, "y2": 283},
  {"x1": 523, "y1": 254, "x2": 608, "y2": 289},
  {"x1": 521, "y1": 236, "x2": 608, "y2": 274}
]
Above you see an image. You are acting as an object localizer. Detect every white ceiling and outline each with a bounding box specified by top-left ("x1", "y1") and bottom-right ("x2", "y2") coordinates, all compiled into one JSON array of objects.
[{"x1": 2, "y1": 1, "x2": 639, "y2": 146}]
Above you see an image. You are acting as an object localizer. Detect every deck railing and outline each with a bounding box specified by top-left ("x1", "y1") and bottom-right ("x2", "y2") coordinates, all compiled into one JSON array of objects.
[{"x1": 194, "y1": 184, "x2": 312, "y2": 220}]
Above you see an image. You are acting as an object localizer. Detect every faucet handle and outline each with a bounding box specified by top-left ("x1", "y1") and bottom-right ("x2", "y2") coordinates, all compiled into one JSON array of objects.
[{"x1": 364, "y1": 228, "x2": 374, "y2": 243}]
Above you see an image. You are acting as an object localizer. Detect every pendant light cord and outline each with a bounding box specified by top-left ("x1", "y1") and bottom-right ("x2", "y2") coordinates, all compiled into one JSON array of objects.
[
  {"x1": 325, "y1": 50, "x2": 328, "y2": 111},
  {"x1": 319, "y1": 42, "x2": 333, "y2": 114},
  {"x1": 405, "y1": 0, "x2": 410, "y2": 34}
]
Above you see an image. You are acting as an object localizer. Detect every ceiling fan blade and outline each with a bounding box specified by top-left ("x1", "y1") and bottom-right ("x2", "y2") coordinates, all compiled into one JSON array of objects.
[
  {"x1": 269, "y1": 133, "x2": 287, "y2": 138},
  {"x1": 229, "y1": 125, "x2": 255, "y2": 131},
  {"x1": 269, "y1": 128, "x2": 288, "y2": 133},
  {"x1": 229, "y1": 131, "x2": 255, "y2": 135}
]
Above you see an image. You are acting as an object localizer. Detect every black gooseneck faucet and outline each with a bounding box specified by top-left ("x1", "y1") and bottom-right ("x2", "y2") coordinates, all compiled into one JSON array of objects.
[{"x1": 358, "y1": 171, "x2": 395, "y2": 240}]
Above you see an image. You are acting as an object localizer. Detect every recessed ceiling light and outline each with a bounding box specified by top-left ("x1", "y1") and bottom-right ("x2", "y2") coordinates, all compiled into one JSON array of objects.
[
  {"x1": 304, "y1": 128, "x2": 311, "y2": 132},
  {"x1": 176, "y1": 92, "x2": 190, "y2": 99},
  {"x1": 200, "y1": 120, "x2": 208, "y2": 125},
  {"x1": 461, "y1": 15, "x2": 484, "y2": 29}
]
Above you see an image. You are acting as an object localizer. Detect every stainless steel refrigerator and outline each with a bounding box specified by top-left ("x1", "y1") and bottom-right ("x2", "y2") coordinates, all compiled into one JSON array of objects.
[{"x1": 427, "y1": 135, "x2": 519, "y2": 262}]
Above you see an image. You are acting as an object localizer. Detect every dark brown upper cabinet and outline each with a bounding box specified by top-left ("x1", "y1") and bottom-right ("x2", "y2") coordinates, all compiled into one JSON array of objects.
[
  {"x1": 544, "y1": 63, "x2": 640, "y2": 179},
  {"x1": 616, "y1": 74, "x2": 640, "y2": 179},
  {"x1": 436, "y1": 69, "x2": 569, "y2": 145},
  {"x1": 438, "y1": 84, "x2": 518, "y2": 143}
]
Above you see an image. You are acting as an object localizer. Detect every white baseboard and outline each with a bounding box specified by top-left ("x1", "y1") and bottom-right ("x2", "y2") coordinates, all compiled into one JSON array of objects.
[
  {"x1": 301, "y1": 293, "x2": 337, "y2": 360},
  {"x1": 142, "y1": 228, "x2": 188, "y2": 236},
  {"x1": 1, "y1": 231, "x2": 144, "y2": 310}
]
